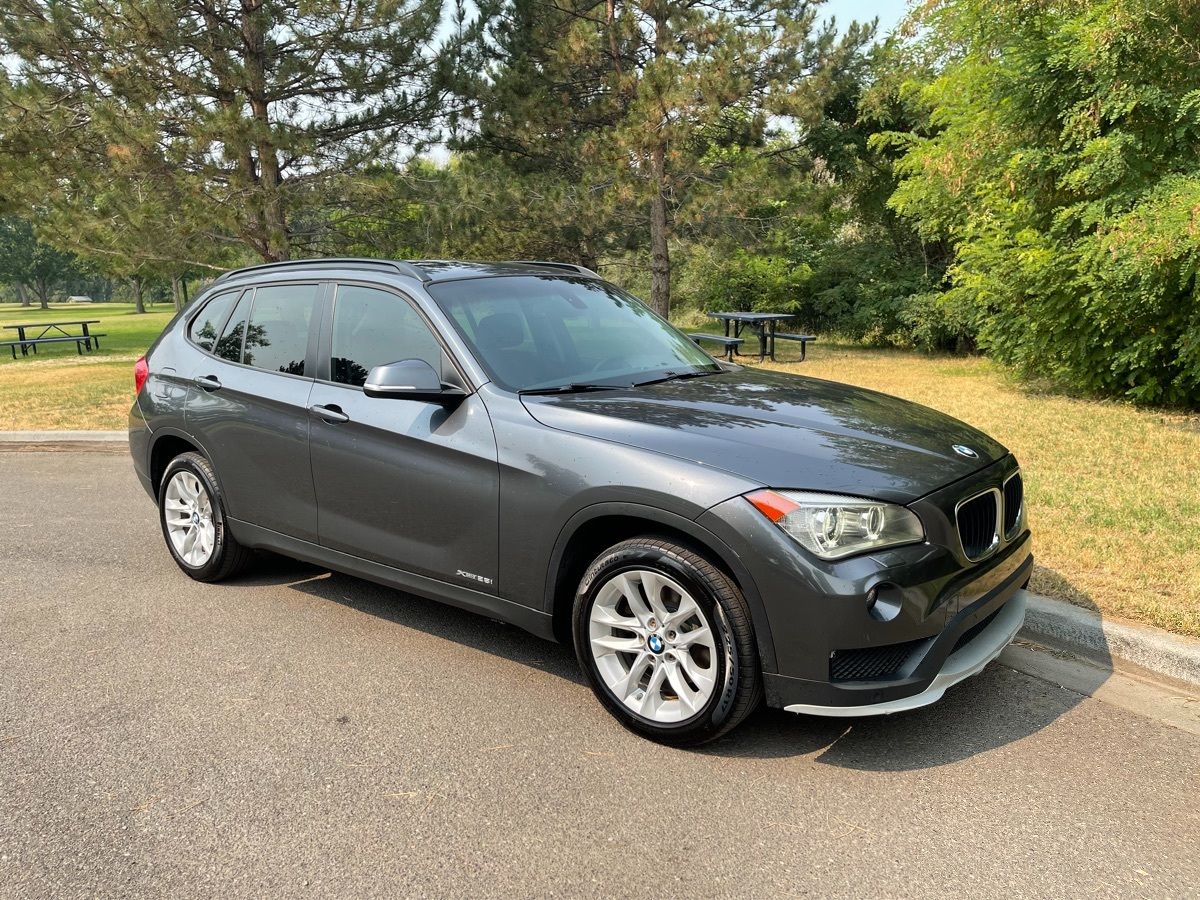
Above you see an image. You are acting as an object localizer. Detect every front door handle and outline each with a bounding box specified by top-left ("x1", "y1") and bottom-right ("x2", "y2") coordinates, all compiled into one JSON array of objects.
[
  {"x1": 195, "y1": 375, "x2": 222, "y2": 391},
  {"x1": 309, "y1": 403, "x2": 350, "y2": 424}
]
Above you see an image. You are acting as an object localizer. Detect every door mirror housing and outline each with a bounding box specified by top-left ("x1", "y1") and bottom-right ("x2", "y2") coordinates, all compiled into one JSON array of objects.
[{"x1": 363, "y1": 359, "x2": 466, "y2": 405}]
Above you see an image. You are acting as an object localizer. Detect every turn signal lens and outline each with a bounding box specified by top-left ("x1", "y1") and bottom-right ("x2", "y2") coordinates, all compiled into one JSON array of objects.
[
  {"x1": 134, "y1": 356, "x2": 149, "y2": 395},
  {"x1": 746, "y1": 489, "x2": 924, "y2": 561}
]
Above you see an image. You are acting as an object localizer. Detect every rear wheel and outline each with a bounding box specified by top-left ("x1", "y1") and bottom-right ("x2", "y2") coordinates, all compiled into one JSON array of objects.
[
  {"x1": 573, "y1": 537, "x2": 761, "y2": 745},
  {"x1": 158, "y1": 452, "x2": 252, "y2": 582}
]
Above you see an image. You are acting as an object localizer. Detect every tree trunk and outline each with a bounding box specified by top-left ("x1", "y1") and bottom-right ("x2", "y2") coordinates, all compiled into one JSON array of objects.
[
  {"x1": 579, "y1": 242, "x2": 599, "y2": 274},
  {"x1": 242, "y1": 1, "x2": 290, "y2": 262},
  {"x1": 132, "y1": 275, "x2": 145, "y2": 314},
  {"x1": 649, "y1": 141, "x2": 671, "y2": 319},
  {"x1": 647, "y1": 3, "x2": 671, "y2": 320},
  {"x1": 606, "y1": 0, "x2": 623, "y2": 79},
  {"x1": 35, "y1": 277, "x2": 50, "y2": 309},
  {"x1": 171, "y1": 275, "x2": 184, "y2": 312},
  {"x1": 15, "y1": 283, "x2": 31, "y2": 308}
]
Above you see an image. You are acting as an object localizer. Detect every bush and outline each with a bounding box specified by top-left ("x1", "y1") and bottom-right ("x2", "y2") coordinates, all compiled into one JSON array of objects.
[{"x1": 889, "y1": 0, "x2": 1200, "y2": 406}]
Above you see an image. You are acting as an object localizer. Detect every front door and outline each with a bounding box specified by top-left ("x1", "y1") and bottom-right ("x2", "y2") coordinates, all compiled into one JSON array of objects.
[
  {"x1": 185, "y1": 282, "x2": 322, "y2": 542},
  {"x1": 308, "y1": 283, "x2": 500, "y2": 590}
]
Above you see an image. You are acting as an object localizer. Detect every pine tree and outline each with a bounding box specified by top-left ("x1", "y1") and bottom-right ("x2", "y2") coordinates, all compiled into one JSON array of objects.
[
  {"x1": 463, "y1": 0, "x2": 860, "y2": 316},
  {"x1": 0, "y1": 0, "x2": 448, "y2": 266}
]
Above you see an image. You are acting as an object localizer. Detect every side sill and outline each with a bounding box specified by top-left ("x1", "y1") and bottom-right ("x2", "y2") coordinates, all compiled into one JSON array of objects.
[{"x1": 228, "y1": 518, "x2": 557, "y2": 642}]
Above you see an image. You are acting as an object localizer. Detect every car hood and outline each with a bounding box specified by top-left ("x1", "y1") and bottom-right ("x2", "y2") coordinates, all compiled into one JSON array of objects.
[{"x1": 521, "y1": 368, "x2": 1007, "y2": 504}]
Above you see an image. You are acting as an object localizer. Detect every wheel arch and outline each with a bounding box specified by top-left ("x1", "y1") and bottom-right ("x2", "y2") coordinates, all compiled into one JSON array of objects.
[
  {"x1": 545, "y1": 502, "x2": 777, "y2": 673},
  {"x1": 148, "y1": 429, "x2": 210, "y2": 499}
]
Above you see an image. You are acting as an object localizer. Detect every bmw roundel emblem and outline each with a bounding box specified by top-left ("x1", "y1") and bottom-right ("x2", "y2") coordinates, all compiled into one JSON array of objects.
[
  {"x1": 647, "y1": 634, "x2": 665, "y2": 654},
  {"x1": 952, "y1": 444, "x2": 979, "y2": 459}
]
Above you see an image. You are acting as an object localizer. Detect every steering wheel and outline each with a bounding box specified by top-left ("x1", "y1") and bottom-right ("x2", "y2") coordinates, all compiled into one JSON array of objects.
[{"x1": 591, "y1": 355, "x2": 629, "y2": 374}]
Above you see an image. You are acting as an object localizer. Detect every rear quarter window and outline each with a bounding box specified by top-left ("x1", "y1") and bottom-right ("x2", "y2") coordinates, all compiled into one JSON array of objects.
[{"x1": 188, "y1": 290, "x2": 241, "y2": 352}]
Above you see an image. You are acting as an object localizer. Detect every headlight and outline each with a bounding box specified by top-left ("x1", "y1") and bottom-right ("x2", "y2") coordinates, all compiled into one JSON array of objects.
[{"x1": 746, "y1": 490, "x2": 925, "y2": 560}]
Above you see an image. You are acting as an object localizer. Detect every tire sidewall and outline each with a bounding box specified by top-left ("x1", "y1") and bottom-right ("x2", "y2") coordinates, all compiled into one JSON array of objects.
[
  {"x1": 573, "y1": 543, "x2": 743, "y2": 742},
  {"x1": 158, "y1": 454, "x2": 231, "y2": 581}
]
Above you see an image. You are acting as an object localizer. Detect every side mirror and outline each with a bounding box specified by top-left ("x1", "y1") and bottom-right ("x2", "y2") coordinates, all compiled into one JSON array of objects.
[{"x1": 363, "y1": 359, "x2": 466, "y2": 406}]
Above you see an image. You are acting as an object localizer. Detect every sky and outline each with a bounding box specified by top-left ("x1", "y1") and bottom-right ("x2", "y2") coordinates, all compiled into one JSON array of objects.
[{"x1": 821, "y1": 0, "x2": 911, "y2": 35}]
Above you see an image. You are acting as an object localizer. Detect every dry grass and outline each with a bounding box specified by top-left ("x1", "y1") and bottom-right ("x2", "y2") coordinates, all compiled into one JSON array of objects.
[
  {"x1": 0, "y1": 355, "x2": 141, "y2": 430},
  {"x1": 766, "y1": 344, "x2": 1200, "y2": 638}
]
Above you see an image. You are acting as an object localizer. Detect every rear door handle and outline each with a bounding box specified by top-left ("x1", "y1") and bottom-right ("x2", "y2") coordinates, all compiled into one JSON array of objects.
[
  {"x1": 309, "y1": 404, "x2": 349, "y2": 424},
  {"x1": 195, "y1": 375, "x2": 222, "y2": 391}
]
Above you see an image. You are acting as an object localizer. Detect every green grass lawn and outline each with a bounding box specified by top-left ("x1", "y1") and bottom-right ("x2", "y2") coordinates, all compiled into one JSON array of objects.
[
  {"x1": 2, "y1": 303, "x2": 1197, "y2": 638},
  {"x1": 0, "y1": 301, "x2": 175, "y2": 365}
]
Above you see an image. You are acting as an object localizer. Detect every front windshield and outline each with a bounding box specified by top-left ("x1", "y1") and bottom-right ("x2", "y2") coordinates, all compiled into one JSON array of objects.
[{"x1": 426, "y1": 275, "x2": 721, "y2": 392}]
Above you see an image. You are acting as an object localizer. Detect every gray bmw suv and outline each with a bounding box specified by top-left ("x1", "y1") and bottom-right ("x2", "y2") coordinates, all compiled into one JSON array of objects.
[{"x1": 130, "y1": 258, "x2": 1031, "y2": 745}]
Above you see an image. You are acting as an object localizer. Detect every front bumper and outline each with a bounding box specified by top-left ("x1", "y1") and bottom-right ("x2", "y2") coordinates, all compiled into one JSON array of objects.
[
  {"x1": 697, "y1": 454, "x2": 1032, "y2": 714},
  {"x1": 783, "y1": 590, "x2": 1026, "y2": 716}
]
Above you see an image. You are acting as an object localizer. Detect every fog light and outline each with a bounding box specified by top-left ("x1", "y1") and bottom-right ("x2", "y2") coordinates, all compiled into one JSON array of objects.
[{"x1": 868, "y1": 583, "x2": 903, "y2": 622}]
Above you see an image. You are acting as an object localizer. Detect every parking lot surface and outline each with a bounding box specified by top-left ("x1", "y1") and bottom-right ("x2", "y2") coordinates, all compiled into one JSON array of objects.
[{"x1": 2, "y1": 453, "x2": 1198, "y2": 898}]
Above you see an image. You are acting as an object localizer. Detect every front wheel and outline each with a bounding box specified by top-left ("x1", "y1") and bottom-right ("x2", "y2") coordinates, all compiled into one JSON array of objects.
[
  {"x1": 158, "y1": 452, "x2": 253, "y2": 582},
  {"x1": 572, "y1": 537, "x2": 761, "y2": 746}
]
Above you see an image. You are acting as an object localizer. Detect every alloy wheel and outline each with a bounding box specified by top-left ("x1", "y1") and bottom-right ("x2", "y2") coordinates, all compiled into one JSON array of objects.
[
  {"x1": 163, "y1": 470, "x2": 216, "y2": 567},
  {"x1": 588, "y1": 568, "x2": 721, "y2": 723}
]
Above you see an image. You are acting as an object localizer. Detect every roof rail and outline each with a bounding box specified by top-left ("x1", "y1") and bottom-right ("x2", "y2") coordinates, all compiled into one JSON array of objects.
[
  {"x1": 212, "y1": 257, "x2": 431, "y2": 284},
  {"x1": 512, "y1": 260, "x2": 601, "y2": 278}
]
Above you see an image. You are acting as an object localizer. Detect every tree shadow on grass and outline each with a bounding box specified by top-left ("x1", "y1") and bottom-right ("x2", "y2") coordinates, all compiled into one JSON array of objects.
[{"x1": 235, "y1": 553, "x2": 1114, "y2": 772}]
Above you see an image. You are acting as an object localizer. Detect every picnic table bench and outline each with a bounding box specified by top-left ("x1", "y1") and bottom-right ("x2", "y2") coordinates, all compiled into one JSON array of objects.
[
  {"x1": 771, "y1": 332, "x2": 817, "y2": 361},
  {"x1": 1, "y1": 320, "x2": 107, "y2": 359},
  {"x1": 707, "y1": 312, "x2": 797, "y2": 362},
  {"x1": 688, "y1": 332, "x2": 744, "y2": 361}
]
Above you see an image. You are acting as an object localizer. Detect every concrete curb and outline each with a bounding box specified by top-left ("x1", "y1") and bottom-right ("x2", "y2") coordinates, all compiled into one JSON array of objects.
[
  {"x1": 1019, "y1": 592, "x2": 1200, "y2": 688},
  {"x1": 0, "y1": 430, "x2": 127, "y2": 452}
]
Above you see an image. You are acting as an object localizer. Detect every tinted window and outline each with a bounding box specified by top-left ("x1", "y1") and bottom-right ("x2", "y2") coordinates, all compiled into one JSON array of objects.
[
  {"x1": 213, "y1": 290, "x2": 251, "y2": 362},
  {"x1": 330, "y1": 285, "x2": 444, "y2": 387},
  {"x1": 427, "y1": 276, "x2": 718, "y2": 392},
  {"x1": 189, "y1": 290, "x2": 240, "y2": 351},
  {"x1": 243, "y1": 284, "x2": 318, "y2": 375}
]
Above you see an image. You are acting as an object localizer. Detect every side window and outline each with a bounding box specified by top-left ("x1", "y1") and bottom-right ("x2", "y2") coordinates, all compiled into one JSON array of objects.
[
  {"x1": 214, "y1": 290, "x2": 251, "y2": 362},
  {"x1": 330, "y1": 284, "x2": 444, "y2": 387},
  {"x1": 243, "y1": 284, "x2": 319, "y2": 376},
  {"x1": 188, "y1": 290, "x2": 240, "y2": 352}
]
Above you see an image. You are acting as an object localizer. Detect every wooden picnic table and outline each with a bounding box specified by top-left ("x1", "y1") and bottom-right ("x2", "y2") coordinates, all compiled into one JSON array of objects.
[
  {"x1": 1, "y1": 319, "x2": 105, "y2": 359},
  {"x1": 707, "y1": 312, "x2": 795, "y2": 361}
]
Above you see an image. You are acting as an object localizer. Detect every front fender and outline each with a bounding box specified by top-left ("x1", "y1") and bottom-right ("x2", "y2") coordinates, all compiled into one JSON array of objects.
[{"x1": 544, "y1": 500, "x2": 778, "y2": 674}]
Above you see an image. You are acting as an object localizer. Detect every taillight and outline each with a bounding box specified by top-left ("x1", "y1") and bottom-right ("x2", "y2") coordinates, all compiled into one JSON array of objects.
[{"x1": 134, "y1": 356, "x2": 149, "y2": 395}]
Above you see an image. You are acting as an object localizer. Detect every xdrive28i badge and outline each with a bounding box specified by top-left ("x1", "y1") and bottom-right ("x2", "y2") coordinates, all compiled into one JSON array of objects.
[{"x1": 952, "y1": 444, "x2": 979, "y2": 459}]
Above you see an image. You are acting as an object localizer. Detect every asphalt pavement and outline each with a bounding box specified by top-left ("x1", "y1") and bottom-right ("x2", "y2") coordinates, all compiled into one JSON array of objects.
[{"x1": 2, "y1": 452, "x2": 1198, "y2": 898}]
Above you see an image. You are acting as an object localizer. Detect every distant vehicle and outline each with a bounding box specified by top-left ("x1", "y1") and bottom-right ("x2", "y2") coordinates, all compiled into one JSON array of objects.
[
  {"x1": 129, "y1": 259, "x2": 1031, "y2": 745},
  {"x1": 65, "y1": 295, "x2": 94, "y2": 304}
]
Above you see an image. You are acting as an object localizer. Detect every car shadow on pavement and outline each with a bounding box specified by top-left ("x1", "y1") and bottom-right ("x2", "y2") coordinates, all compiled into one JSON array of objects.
[
  {"x1": 700, "y1": 665, "x2": 1083, "y2": 770},
  {"x1": 240, "y1": 552, "x2": 587, "y2": 686},
  {"x1": 240, "y1": 554, "x2": 1115, "y2": 771},
  {"x1": 706, "y1": 567, "x2": 1118, "y2": 770}
]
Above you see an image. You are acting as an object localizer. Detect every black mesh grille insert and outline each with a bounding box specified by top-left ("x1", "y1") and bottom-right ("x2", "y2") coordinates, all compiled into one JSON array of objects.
[
  {"x1": 956, "y1": 491, "x2": 998, "y2": 560},
  {"x1": 830, "y1": 637, "x2": 926, "y2": 682},
  {"x1": 1003, "y1": 473, "x2": 1024, "y2": 537}
]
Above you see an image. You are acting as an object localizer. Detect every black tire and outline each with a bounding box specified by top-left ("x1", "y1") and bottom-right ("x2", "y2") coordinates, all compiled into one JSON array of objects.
[
  {"x1": 158, "y1": 451, "x2": 253, "y2": 582},
  {"x1": 572, "y1": 536, "x2": 761, "y2": 746}
]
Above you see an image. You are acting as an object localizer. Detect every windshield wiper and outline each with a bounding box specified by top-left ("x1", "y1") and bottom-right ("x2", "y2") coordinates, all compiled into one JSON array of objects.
[
  {"x1": 518, "y1": 383, "x2": 624, "y2": 396},
  {"x1": 631, "y1": 369, "x2": 722, "y2": 388}
]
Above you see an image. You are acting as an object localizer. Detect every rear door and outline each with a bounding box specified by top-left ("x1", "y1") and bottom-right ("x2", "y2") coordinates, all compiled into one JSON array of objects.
[
  {"x1": 185, "y1": 282, "x2": 323, "y2": 542},
  {"x1": 307, "y1": 282, "x2": 500, "y2": 589}
]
